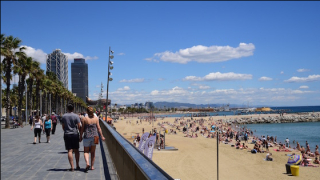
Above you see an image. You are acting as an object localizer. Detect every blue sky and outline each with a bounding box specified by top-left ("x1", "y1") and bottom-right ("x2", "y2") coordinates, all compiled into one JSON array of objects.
[{"x1": 1, "y1": 1, "x2": 320, "y2": 106}]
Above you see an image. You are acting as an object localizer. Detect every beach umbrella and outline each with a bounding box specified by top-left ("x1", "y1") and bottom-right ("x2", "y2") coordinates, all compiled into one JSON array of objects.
[{"x1": 287, "y1": 155, "x2": 302, "y2": 165}]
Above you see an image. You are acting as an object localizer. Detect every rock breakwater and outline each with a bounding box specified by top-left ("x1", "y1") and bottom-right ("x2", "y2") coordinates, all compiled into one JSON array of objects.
[{"x1": 226, "y1": 113, "x2": 320, "y2": 124}]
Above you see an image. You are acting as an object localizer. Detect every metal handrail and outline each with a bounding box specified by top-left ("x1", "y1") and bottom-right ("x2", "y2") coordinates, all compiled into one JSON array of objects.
[{"x1": 100, "y1": 119, "x2": 173, "y2": 180}]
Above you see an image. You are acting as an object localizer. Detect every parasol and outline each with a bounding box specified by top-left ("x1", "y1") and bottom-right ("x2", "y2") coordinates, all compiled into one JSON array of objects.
[{"x1": 287, "y1": 155, "x2": 302, "y2": 165}]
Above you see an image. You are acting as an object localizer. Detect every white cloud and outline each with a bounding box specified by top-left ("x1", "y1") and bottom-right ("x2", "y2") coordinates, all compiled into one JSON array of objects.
[
  {"x1": 199, "y1": 85, "x2": 210, "y2": 90},
  {"x1": 299, "y1": 86, "x2": 309, "y2": 89},
  {"x1": 146, "y1": 43, "x2": 255, "y2": 64},
  {"x1": 21, "y1": 45, "x2": 47, "y2": 64},
  {"x1": 63, "y1": 52, "x2": 98, "y2": 61},
  {"x1": 93, "y1": 84, "x2": 319, "y2": 106},
  {"x1": 151, "y1": 90, "x2": 159, "y2": 95},
  {"x1": 284, "y1": 75, "x2": 320, "y2": 83},
  {"x1": 118, "y1": 53, "x2": 125, "y2": 56},
  {"x1": 259, "y1": 76, "x2": 273, "y2": 81},
  {"x1": 280, "y1": 71, "x2": 284, "y2": 74},
  {"x1": 158, "y1": 78, "x2": 165, "y2": 81},
  {"x1": 120, "y1": 78, "x2": 145, "y2": 83},
  {"x1": 183, "y1": 72, "x2": 252, "y2": 81},
  {"x1": 297, "y1": 69, "x2": 310, "y2": 72},
  {"x1": 14, "y1": 46, "x2": 98, "y2": 63},
  {"x1": 117, "y1": 86, "x2": 130, "y2": 91}
]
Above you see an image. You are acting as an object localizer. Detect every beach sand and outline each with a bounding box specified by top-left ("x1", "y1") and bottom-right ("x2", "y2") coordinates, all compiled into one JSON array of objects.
[{"x1": 114, "y1": 114, "x2": 319, "y2": 180}]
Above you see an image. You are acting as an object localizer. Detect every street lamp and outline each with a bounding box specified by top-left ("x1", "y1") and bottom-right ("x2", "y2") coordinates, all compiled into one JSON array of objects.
[{"x1": 106, "y1": 47, "x2": 114, "y2": 121}]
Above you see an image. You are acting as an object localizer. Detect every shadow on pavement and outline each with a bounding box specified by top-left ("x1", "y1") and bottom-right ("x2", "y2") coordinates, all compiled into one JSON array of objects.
[
  {"x1": 58, "y1": 151, "x2": 84, "y2": 154},
  {"x1": 47, "y1": 168, "x2": 69, "y2": 172},
  {"x1": 47, "y1": 168, "x2": 86, "y2": 173}
]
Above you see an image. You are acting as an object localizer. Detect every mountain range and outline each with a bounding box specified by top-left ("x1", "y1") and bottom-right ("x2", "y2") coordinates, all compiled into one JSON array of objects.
[{"x1": 122, "y1": 101, "x2": 270, "y2": 109}]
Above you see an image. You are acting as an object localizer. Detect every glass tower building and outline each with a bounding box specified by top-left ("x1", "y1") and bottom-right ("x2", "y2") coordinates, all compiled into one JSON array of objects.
[
  {"x1": 46, "y1": 49, "x2": 68, "y2": 89},
  {"x1": 71, "y1": 58, "x2": 88, "y2": 102}
]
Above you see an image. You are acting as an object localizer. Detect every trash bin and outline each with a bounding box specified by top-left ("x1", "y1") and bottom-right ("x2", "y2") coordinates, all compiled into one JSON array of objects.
[
  {"x1": 290, "y1": 165, "x2": 299, "y2": 176},
  {"x1": 285, "y1": 164, "x2": 292, "y2": 174}
]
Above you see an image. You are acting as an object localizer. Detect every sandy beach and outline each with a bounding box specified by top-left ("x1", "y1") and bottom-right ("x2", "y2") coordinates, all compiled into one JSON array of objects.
[{"x1": 113, "y1": 113, "x2": 319, "y2": 180}]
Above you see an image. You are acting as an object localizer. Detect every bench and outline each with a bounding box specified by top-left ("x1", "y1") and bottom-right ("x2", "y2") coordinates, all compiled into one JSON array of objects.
[{"x1": 10, "y1": 121, "x2": 22, "y2": 128}]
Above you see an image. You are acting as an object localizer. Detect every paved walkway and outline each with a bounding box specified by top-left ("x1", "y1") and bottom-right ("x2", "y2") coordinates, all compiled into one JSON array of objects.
[{"x1": 1, "y1": 123, "x2": 105, "y2": 180}]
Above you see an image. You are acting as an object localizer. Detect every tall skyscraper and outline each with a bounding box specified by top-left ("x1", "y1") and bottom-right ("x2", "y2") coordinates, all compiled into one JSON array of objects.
[
  {"x1": 46, "y1": 49, "x2": 68, "y2": 89},
  {"x1": 71, "y1": 58, "x2": 88, "y2": 102}
]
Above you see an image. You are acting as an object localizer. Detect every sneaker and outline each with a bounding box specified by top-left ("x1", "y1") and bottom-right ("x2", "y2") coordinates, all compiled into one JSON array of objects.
[{"x1": 48, "y1": 141, "x2": 50, "y2": 143}]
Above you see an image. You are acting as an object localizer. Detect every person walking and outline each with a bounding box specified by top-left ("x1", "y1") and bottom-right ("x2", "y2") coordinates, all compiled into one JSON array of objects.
[
  {"x1": 29, "y1": 115, "x2": 33, "y2": 126},
  {"x1": 51, "y1": 112, "x2": 58, "y2": 134},
  {"x1": 43, "y1": 115, "x2": 52, "y2": 143},
  {"x1": 41, "y1": 114, "x2": 47, "y2": 134},
  {"x1": 80, "y1": 106, "x2": 105, "y2": 172},
  {"x1": 31, "y1": 115, "x2": 43, "y2": 144},
  {"x1": 61, "y1": 103, "x2": 81, "y2": 172}
]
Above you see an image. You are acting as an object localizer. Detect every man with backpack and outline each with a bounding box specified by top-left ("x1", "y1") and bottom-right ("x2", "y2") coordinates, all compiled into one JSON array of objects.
[{"x1": 51, "y1": 112, "x2": 58, "y2": 134}]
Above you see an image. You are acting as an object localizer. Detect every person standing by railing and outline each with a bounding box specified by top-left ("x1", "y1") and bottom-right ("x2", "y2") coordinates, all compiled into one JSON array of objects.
[{"x1": 80, "y1": 106, "x2": 105, "y2": 172}]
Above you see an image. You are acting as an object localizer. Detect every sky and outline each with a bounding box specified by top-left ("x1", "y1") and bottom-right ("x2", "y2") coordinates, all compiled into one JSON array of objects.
[{"x1": 1, "y1": 1, "x2": 320, "y2": 107}]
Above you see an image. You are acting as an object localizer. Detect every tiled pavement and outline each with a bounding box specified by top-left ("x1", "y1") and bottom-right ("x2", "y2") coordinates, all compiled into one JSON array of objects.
[{"x1": 1, "y1": 123, "x2": 106, "y2": 180}]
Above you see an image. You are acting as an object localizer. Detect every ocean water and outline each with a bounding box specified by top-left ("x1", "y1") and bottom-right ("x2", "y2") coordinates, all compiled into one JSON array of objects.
[
  {"x1": 155, "y1": 106, "x2": 320, "y2": 118},
  {"x1": 245, "y1": 122, "x2": 320, "y2": 151},
  {"x1": 272, "y1": 106, "x2": 320, "y2": 113}
]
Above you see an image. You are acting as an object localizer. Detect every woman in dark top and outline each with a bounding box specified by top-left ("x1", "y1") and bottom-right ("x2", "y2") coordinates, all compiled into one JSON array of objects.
[{"x1": 80, "y1": 106, "x2": 105, "y2": 172}]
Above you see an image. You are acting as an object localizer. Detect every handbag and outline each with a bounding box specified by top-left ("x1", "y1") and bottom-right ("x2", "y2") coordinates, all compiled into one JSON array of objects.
[{"x1": 94, "y1": 136, "x2": 99, "y2": 144}]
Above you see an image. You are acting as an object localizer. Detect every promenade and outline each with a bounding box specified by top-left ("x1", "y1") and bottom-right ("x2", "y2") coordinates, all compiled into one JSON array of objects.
[{"x1": 1, "y1": 123, "x2": 106, "y2": 180}]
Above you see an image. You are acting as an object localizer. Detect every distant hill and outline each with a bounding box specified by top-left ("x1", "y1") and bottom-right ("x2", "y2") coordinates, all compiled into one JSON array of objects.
[
  {"x1": 121, "y1": 101, "x2": 270, "y2": 108},
  {"x1": 153, "y1": 102, "x2": 263, "y2": 109}
]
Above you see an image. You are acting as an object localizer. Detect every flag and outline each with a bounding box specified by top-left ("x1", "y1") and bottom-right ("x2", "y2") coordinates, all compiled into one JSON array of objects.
[
  {"x1": 144, "y1": 135, "x2": 156, "y2": 159},
  {"x1": 138, "y1": 132, "x2": 150, "y2": 153}
]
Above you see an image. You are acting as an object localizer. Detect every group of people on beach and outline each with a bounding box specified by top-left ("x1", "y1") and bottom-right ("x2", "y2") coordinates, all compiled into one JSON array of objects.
[
  {"x1": 136, "y1": 115, "x2": 320, "y2": 168},
  {"x1": 30, "y1": 103, "x2": 106, "y2": 172}
]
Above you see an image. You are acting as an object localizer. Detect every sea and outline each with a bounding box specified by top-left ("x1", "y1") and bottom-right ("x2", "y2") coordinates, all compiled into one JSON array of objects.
[
  {"x1": 245, "y1": 122, "x2": 320, "y2": 151},
  {"x1": 154, "y1": 106, "x2": 320, "y2": 151},
  {"x1": 155, "y1": 106, "x2": 320, "y2": 118}
]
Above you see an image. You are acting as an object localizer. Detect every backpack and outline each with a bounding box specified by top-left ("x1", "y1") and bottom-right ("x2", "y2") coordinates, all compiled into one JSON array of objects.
[{"x1": 52, "y1": 115, "x2": 57, "y2": 123}]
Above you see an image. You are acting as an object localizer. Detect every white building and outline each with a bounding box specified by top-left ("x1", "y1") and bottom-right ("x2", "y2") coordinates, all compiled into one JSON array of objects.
[{"x1": 46, "y1": 49, "x2": 68, "y2": 89}]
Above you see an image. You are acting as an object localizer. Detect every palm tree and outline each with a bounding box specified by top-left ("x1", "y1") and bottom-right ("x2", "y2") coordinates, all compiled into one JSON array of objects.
[
  {"x1": 26, "y1": 60, "x2": 40, "y2": 117},
  {"x1": 13, "y1": 55, "x2": 32, "y2": 125},
  {"x1": 1, "y1": 35, "x2": 26, "y2": 128},
  {"x1": 34, "y1": 68, "x2": 44, "y2": 116},
  {"x1": 0, "y1": 34, "x2": 4, "y2": 119}
]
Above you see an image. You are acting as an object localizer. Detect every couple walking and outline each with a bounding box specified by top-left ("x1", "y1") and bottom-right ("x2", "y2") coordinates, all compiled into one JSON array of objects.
[{"x1": 61, "y1": 103, "x2": 105, "y2": 172}]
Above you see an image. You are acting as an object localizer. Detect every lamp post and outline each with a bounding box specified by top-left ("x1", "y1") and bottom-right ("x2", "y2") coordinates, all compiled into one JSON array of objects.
[{"x1": 106, "y1": 46, "x2": 114, "y2": 121}]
